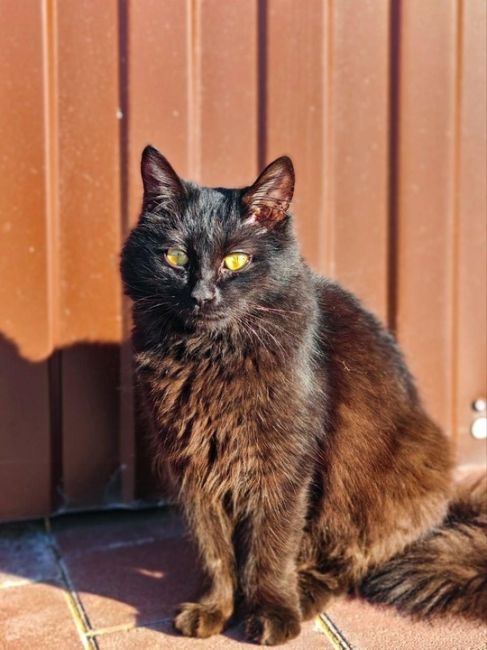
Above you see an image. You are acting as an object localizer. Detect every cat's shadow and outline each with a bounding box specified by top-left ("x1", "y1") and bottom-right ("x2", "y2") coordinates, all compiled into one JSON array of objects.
[{"x1": 0, "y1": 332, "x2": 252, "y2": 644}]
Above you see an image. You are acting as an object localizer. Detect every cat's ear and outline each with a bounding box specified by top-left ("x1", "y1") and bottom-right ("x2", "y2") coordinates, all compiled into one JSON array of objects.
[
  {"x1": 141, "y1": 145, "x2": 185, "y2": 207},
  {"x1": 242, "y1": 156, "x2": 295, "y2": 224}
]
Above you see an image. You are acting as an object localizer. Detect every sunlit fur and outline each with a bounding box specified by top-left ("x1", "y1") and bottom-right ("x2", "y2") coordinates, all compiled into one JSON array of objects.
[{"x1": 121, "y1": 147, "x2": 487, "y2": 645}]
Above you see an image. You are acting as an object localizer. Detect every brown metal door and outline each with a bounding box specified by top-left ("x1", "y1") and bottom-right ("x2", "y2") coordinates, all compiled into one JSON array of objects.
[{"x1": 0, "y1": 0, "x2": 485, "y2": 521}]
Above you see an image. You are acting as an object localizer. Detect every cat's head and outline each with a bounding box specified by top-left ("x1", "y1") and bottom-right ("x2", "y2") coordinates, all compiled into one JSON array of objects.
[{"x1": 121, "y1": 145, "x2": 301, "y2": 333}]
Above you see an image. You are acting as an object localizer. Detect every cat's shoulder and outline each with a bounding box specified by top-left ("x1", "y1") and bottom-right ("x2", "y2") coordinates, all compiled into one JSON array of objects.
[
  {"x1": 310, "y1": 272, "x2": 396, "y2": 348},
  {"x1": 311, "y1": 274, "x2": 369, "y2": 318}
]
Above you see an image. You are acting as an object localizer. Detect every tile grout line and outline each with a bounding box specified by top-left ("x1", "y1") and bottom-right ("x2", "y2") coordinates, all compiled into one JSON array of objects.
[
  {"x1": 43, "y1": 518, "x2": 99, "y2": 650},
  {"x1": 316, "y1": 613, "x2": 353, "y2": 650},
  {"x1": 39, "y1": 515, "x2": 351, "y2": 649}
]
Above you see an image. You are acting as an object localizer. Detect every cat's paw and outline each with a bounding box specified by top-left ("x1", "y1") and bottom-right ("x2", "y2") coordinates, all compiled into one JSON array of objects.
[
  {"x1": 298, "y1": 570, "x2": 335, "y2": 620},
  {"x1": 173, "y1": 602, "x2": 227, "y2": 638},
  {"x1": 245, "y1": 605, "x2": 301, "y2": 646}
]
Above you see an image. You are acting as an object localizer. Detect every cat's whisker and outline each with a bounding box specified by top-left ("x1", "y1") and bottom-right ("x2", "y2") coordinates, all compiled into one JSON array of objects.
[
  {"x1": 254, "y1": 322, "x2": 287, "y2": 357},
  {"x1": 253, "y1": 305, "x2": 303, "y2": 317},
  {"x1": 241, "y1": 314, "x2": 286, "y2": 357},
  {"x1": 144, "y1": 303, "x2": 172, "y2": 313},
  {"x1": 245, "y1": 310, "x2": 296, "y2": 348},
  {"x1": 134, "y1": 297, "x2": 166, "y2": 306},
  {"x1": 238, "y1": 316, "x2": 267, "y2": 353},
  {"x1": 125, "y1": 287, "x2": 169, "y2": 304}
]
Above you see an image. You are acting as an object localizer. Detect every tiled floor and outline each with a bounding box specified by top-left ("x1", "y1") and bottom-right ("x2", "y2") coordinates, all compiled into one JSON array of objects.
[{"x1": 0, "y1": 508, "x2": 485, "y2": 649}]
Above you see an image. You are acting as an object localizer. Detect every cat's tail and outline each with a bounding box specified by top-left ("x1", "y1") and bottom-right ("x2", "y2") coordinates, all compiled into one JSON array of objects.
[{"x1": 359, "y1": 473, "x2": 487, "y2": 623}]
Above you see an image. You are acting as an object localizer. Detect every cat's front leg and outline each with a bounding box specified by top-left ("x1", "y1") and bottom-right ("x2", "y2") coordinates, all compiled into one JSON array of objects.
[
  {"x1": 174, "y1": 495, "x2": 236, "y2": 638},
  {"x1": 241, "y1": 483, "x2": 308, "y2": 646}
]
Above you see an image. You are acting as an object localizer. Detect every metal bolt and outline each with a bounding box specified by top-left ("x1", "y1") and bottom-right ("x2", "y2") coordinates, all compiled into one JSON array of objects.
[
  {"x1": 471, "y1": 416, "x2": 487, "y2": 441},
  {"x1": 472, "y1": 398, "x2": 487, "y2": 413}
]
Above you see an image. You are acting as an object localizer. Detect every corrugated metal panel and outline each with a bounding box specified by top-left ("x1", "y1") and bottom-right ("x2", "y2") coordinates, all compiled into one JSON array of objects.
[
  {"x1": 0, "y1": 0, "x2": 485, "y2": 520},
  {"x1": 455, "y1": 0, "x2": 487, "y2": 464},
  {"x1": 264, "y1": 0, "x2": 328, "y2": 278},
  {"x1": 325, "y1": 0, "x2": 390, "y2": 322},
  {"x1": 0, "y1": 0, "x2": 52, "y2": 519},
  {"x1": 56, "y1": 0, "x2": 122, "y2": 509},
  {"x1": 394, "y1": 0, "x2": 458, "y2": 436}
]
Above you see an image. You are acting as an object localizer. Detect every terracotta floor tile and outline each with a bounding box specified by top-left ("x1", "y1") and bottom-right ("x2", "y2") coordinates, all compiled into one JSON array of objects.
[
  {"x1": 52, "y1": 507, "x2": 185, "y2": 558},
  {"x1": 64, "y1": 535, "x2": 202, "y2": 630},
  {"x1": 325, "y1": 597, "x2": 487, "y2": 650},
  {"x1": 0, "y1": 521, "x2": 59, "y2": 587},
  {"x1": 95, "y1": 619, "x2": 332, "y2": 649},
  {"x1": 0, "y1": 581, "x2": 82, "y2": 649}
]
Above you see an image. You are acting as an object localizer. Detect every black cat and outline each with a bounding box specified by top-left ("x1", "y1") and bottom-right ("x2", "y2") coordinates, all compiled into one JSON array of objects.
[{"x1": 120, "y1": 146, "x2": 486, "y2": 645}]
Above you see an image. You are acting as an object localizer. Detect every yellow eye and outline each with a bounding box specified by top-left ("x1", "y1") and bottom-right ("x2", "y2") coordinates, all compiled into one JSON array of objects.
[
  {"x1": 223, "y1": 252, "x2": 250, "y2": 271},
  {"x1": 165, "y1": 248, "x2": 189, "y2": 267}
]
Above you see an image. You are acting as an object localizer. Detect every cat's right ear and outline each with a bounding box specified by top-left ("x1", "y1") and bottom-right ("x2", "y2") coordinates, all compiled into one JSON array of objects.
[
  {"x1": 141, "y1": 145, "x2": 185, "y2": 207},
  {"x1": 242, "y1": 156, "x2": 295, "y2": 225}
]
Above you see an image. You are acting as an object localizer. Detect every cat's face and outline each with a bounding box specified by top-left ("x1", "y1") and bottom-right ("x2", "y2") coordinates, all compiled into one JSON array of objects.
[{"x1": 121, "y1": 146, "x2": 299, "y2": 332}]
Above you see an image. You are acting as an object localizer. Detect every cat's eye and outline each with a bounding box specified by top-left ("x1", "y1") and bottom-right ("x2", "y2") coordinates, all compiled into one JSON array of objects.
[
  {"x1": 223, "y1": 252, "x2": 250, "y2": 272},
  {"x1": 165, "y1": 248, "x2": 189, "y2": 267}
]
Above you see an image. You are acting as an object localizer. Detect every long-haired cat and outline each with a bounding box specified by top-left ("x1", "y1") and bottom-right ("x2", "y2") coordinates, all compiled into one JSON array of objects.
[{"x1": 120, "y1": 146, "x2": 486, "y2": 645}]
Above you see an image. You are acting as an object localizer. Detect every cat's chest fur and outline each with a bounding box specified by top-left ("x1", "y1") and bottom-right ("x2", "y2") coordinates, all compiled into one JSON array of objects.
[{"x1": 135, "y1": 338, "x2": 318, "y2": 503}]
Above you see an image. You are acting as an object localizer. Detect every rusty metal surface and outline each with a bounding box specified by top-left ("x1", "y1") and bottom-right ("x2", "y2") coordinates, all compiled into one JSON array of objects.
[
  {"x1": 455, "y1": 0, "x2": 487, "y2": 465},
  {"x1": 56, "y1": 0, "x2": 122, "y2": 349},
  {"x1": 197, "y1": 0, "x2": 258, "y2": 187},
  {"x1": 265, "y1": 0, "x2": 327, "y2": 277},
  {"x1": 0, "y1": 1, "x2": 485, "y2": 519},
  {"x1": 326, "y1": 0, "x2": 390, "y2": 323},
  {"x1": 0, "y1": 0, "x2": 52, "y2": 519},
  {"x1": 0, "y1": 0, "x2": 51, "y2": 361},
  {"x1": 56, "y1": 0, "x2": 122, "y2": 508},
  {"x1": 394, "y1": 0, "x2": 458, "y2": 435}
]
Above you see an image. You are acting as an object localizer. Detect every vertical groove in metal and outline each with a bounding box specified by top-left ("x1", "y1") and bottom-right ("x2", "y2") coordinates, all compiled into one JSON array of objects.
[
  {"x1": 48, "y1": 351, "x2": 63, "y2": 510},
  {"x1": 455, "y1": 0, "x2": 486, "y2": 463},
  {"x1": 322, "y1": 0, "x2": 334, "y2": 278},
  {"x1": 42, "y1": 0, "x2": 59, "y2": 352},
  {"x1": 118, "y1": 0, "x2": 129, "y2": 239},
  {"x1": 257, "y1": 0, "x2": 267, "y2": 170},
  {"x1": 394, "y1": 1, "x2": 460, "y2": 431},
  {"x1": 450, "y1": 0, "x2": 464, "y2": 444},
  {"x1": 387, "y1": 0, "x2": 401, "y2": 334},
  {"x1": 41, "y1": 0, "x2": 63, "y2": 510},
  {"x1": 118, "y1": 0, "x2": 135, "y2": 503},
  {"x1": 188, "y1": 0, "x2": 201, "y2": 180}
]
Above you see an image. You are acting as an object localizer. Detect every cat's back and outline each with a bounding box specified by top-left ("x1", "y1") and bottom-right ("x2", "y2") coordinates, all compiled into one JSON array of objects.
[
  {"x1": 312, "y1": 275, "x2": 417, "y2": 407},
  {"x1": 312, "y1": 273, "x2": 452, "y2": 482},
  {"x1": 310, "y1": 275, "x2": 452, "y2": 562}
]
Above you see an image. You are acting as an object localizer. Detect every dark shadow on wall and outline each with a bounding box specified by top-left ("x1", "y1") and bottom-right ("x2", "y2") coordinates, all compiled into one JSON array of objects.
[{"x1": 0, "y1": 331, "x2": 163, "y2": 523}]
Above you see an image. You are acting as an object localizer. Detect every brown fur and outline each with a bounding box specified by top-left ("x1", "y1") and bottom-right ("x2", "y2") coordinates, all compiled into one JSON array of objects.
[
  {"x1": 136, "y1": 295, "x2": 318, "y2": 643},
  {"x1": 121, "y1": 150, "x2": 486, "y2": 645},
  {"x1": 360, "y1": 474, "x2": 487, "y2": 622}
]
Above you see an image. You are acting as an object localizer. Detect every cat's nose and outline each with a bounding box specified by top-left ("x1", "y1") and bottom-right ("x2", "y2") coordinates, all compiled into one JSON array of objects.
[{"x1": 191, "y1": 282, "x2": 217, "y2": 307}]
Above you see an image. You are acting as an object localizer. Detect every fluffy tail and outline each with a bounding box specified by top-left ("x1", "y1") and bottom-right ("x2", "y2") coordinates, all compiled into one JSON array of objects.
[{"x1": 359, "y1": 474, "x2": 487, "y2": 623}]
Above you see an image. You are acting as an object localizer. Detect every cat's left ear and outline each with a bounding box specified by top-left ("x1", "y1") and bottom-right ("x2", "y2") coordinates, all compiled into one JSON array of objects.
[
  {"x1": 140, "y1": 145, "x2": 185, "y2": 208},
  {"x1": 242, "y1": 156, "x2": 295, "y2": 224}
]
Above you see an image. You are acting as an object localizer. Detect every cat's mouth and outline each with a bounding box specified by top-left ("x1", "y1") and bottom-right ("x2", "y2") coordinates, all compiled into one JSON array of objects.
[{"x1": 192, "y1": 310, "x2": 229, "y2": 328}]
